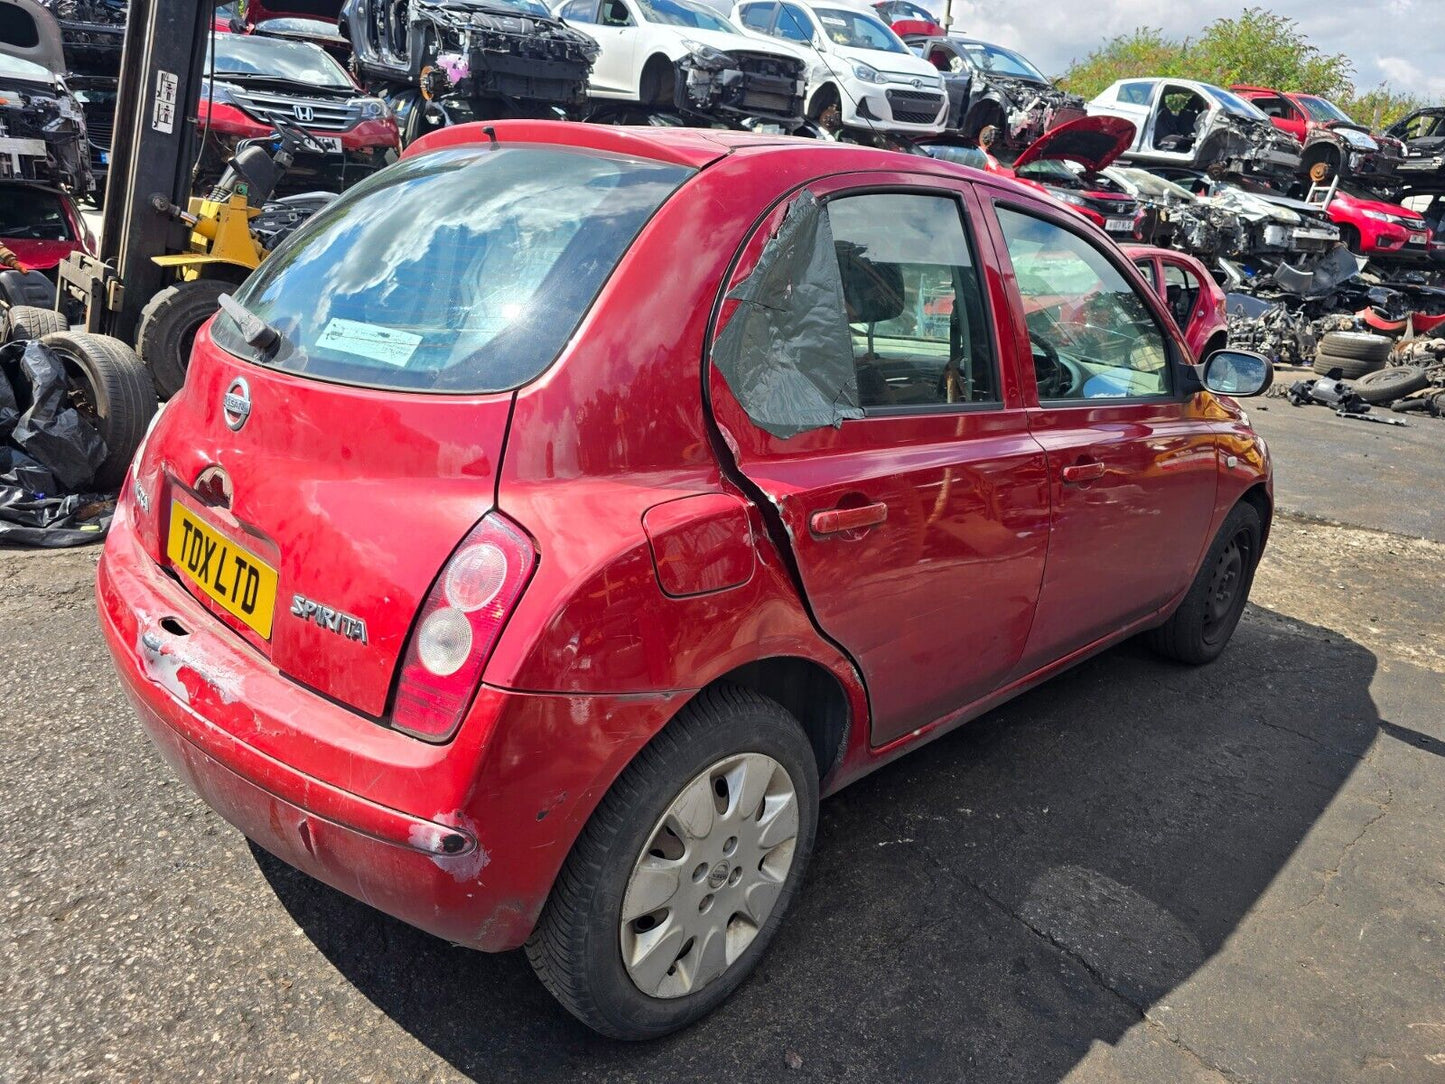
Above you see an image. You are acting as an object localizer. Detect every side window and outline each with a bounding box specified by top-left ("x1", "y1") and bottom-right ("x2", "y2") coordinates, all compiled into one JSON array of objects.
[
  {"x1": 775, "y1": 4, "x2": 812, "y2": 42},
  {"x1": 996, "y1": 206, "x2": 1172, "y2": 402},
  {"x1": 600, "y1": 0, "x2": 633, "y2": 26},
  {"x1": 1162, "y1": 262, "x2": 1200, "y2": 327},
  {"x1": 558, "y1": 0, "x2": 596, "y2": 21},
  {"x1": 1117, "y1": 81, "x2": 1152, "y2": 106},
  {"x1": 826, "y1": 192, "x2": 997, "y2": 409},
  {"x1": 739, "y1": 2, "x2": 778, "y2": 32},
  {"x1": 1132, "y1": 259, "x2": 1159, "y2": 293}
]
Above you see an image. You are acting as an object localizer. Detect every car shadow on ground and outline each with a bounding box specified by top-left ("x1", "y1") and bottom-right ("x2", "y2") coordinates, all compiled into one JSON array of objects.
[{"x1": 255, "y1": 606, "x2": 1383, "y2": 1082}]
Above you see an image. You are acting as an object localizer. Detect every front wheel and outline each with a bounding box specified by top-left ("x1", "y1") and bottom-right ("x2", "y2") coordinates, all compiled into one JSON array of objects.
[
  {"x1": 1147, "y1": 501, "x2": 1262, "y2": 665},
  {"x1": 526, "y1": 685, "x2": 819, "y2": 1039}
]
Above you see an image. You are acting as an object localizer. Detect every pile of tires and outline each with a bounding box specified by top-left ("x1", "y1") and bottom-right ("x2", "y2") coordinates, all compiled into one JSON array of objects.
[{"x1": 1311, "y1": 330, "x2": 1391, "y2": 379}]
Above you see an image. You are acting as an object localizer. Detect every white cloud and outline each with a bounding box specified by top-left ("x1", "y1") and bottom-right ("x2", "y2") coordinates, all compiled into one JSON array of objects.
[{"x1": 919, "y1": 0, "x2": 1445, "y2": 101}]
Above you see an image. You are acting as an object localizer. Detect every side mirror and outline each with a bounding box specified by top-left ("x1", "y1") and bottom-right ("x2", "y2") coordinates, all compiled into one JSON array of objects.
[{"x1": 1200, "y1": 348, "x2": 1273, "y2": 397}]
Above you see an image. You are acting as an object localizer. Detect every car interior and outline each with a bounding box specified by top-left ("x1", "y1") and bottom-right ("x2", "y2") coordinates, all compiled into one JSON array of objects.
[
  {"x1": 1153, "y1": 89, "x2": 1208, "y2": 152},
  {"x1": 835, "y1": 242, "x2": 995, "y2": 408},
  {"x1": 1163, "y1": 263, "x2": 1199, "y2": 327}
]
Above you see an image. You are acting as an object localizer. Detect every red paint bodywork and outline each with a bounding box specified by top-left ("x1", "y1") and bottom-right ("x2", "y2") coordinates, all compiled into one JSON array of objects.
[
  {"x1": 0, "y1": 183, "x2": 93, "y2": 273},
  {"x1": 1317, "y1": 188, "x2": 1431, "y2": 259},
  {"x1": 1122, "y1": 244, "x2": 1229, "y2": 361},
  {"x1": 98, "y1": 121, "x2": 1272, "y2": 953},
  {"x1": 197, "y1": 100, "x2": 400, "y2": 157}
]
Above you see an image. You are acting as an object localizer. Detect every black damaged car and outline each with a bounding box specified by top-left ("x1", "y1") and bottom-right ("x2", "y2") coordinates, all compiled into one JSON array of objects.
[
  {"x1": 340, "y1": 0, "x2": 599, "y2": 142},
  {"x1": 1386, "y1": 108, "x2": 1445, "y2": 193},
  {"x1": 0, "y1": 51, "x2": 90, "y2": 195},
  {"x1": 904, "y1": 34, "x2": 1084, "y2": 160}
]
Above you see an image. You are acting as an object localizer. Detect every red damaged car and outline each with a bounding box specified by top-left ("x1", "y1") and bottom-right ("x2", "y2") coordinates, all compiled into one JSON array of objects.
[
  {"x1": 197, "y1": 30, "x2": 398, "y2": 193},
  {"x1": 1007, "y1": 115, "x2": 1141, "y2": 240},
  {"x1": 98, "y1": 121, "x2": 1274, "y2": 1039},
  {"x1": 1123, "y1": 244, "x2": 1229, "y2": 361}
]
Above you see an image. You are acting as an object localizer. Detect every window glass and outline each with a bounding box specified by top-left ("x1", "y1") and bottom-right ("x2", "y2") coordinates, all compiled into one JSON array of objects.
[
  {"x1": 775, "y1": 4, "x2": 812, "y2": 42},
  {"x1": 1162, "y1": 263, "x2": 1199, "y2": 327},
  {"x1": 812, "y1": 7, "x2": 905, "y2": 52},
  {"x1": 827, "y1": 193, "x2": 997, "y2": 409},
  {"x1": 955, "y1": 42, "x2": 1046, "y2": 82},
  {"x1": 996, "y1": 206, "x2": 1171, "y2": 401},
  {"x1": 0, "y1": 187, "x2": 73, "y2": 240},
  {"x1": 215, "y1": 145, "x2": 691, "y2": 393},
  {"x1": 738, "y1": 2, "x2": 777, "y2": 31},
  {"x1": 600, "y1": 0, "x2": 634, "y2": 25},
  {"x1": 1117, "y1": 81, "x2": 1152, "y2": 106},
  {"x1": 559, "y1": 0, "x2": 597, "y2": 21},
  {"x1": 1296, "y1": 95, "x2": 1353, "y2": 124},
  {"x1": 1132, "y1": 259, "x2": 1158, "y2": 292},
  {"x1": 207, "y1": 34, "x2": 351, "y2": 89},
  {"x1": 634, "y1": 0, "x2": 737, "y2": 29}
]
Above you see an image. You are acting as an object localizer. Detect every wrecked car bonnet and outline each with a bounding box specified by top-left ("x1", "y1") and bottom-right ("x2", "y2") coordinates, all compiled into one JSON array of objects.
[
  {"x1": 0, "y1": 0, "x2": 66, "y2": 74},
  {"x1": 1012, "y1": 115, "x2": 1135, "y2": 173}
]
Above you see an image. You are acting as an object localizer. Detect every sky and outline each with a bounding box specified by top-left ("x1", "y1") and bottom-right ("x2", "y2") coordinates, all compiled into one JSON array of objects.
[{"x1": 922, "y1": 0, "x2": 1445, "y2": 100}]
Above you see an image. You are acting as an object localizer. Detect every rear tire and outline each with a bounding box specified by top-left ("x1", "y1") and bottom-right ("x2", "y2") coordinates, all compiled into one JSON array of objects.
[
  {"x1": 4, "y1": 305, "x2": 66, "y2": 342},
  {"x1": 1147, "y1": 502, "x2": 1262, "y2": 665},
  {"x1": 526, "y1": 685, "x2": 819, "y2": 1040},
  {"x1": 40, "y1": 331, "x2": 158, "y2": 491},
  {"x1": 137, "y1": 279, "x2": 232, "y2": 399}
]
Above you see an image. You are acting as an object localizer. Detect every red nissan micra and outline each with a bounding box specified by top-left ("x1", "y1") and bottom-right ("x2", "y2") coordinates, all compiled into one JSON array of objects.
[{"x1": 98, "y1": 120, "x2": 1274, "y2": 1040}]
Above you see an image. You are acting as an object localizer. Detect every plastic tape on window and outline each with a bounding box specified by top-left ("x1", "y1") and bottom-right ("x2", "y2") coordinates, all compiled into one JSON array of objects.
[{"x1": 711, "y1": 190, "x2": 863, "y2": 439}]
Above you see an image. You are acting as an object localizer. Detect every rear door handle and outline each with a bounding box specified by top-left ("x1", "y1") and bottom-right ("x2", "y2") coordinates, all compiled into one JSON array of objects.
[
  {"x1": 810, "y1": 502, "x2": 888, "y2": 536},
  {"x1": 1061, "y1": 461, "x2": 1107, "y2": 484}
]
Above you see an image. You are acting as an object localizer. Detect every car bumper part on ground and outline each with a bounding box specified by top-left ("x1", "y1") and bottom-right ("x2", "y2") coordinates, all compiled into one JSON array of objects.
[{"x1": 97, "y1": 508, "x2": 684, "y2": 952}]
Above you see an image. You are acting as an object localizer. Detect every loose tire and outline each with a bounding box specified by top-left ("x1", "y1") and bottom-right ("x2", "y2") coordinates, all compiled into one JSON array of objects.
[
  {"x1": 1315, "y1": 330, "x2": 1391, "y2": 362},
  {"x1": 527, "y1": 685, "x2": 819, "y2": 1040},
  {"x1": 137, "y1": 279, "x2": 232, "y2": 399},
  {"x1": 41, "y1": 331, "x2": 158, "y2": 491},
  {"x1": 1147, "y1": 502, "x2": 1262, "y2": 666},
  {"x1": 4, "y1": 305, "x2": 66, "y2": 342},
  {"x1": 1312, "y1": 351, "x2": 1385, "y2": 379},
  {"x1": 1352, "y1": 364, "x2": 1430, "y2": 404}
]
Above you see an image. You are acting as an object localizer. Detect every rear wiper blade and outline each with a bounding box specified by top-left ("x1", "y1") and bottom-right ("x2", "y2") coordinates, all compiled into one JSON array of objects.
[{"x1": 218, "y1": 294, "x2": 284, "y2": 355}]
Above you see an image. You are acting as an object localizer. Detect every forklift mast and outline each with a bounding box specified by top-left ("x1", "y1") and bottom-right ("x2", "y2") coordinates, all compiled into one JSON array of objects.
[{"x1": 58, "y1": 0, "x2": 221, "y2": 342}]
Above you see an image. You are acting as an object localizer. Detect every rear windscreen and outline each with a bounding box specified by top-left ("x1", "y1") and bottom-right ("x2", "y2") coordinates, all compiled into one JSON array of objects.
[{"x1": 214, "y1": 144, "x2": 693, "y2": 393}]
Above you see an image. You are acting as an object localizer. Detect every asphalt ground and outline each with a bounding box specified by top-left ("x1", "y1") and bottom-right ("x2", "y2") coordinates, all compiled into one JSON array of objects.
[{"x1": 3, "y1": 405, "x2": 1444, "y2": 1082}]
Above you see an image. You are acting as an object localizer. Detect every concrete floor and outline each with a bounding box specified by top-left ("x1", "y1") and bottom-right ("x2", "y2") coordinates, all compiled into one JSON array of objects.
[{"x1": 2, "y1": 411, "x2": 1443, "y2": 1083}]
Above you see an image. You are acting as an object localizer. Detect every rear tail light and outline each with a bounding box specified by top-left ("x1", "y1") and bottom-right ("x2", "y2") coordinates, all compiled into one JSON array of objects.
[{"x1": 390, "y1": 513, "x2": 536, "y2": 741}]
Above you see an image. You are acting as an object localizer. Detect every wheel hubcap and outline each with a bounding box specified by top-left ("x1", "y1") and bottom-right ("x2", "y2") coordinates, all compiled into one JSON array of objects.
[
  {"x1": 1205, "y1": 533, "x2": 1247, "y2": 632},
  {"x1": 620, "y1": 753, "x2": 799, "y2": 1000}
]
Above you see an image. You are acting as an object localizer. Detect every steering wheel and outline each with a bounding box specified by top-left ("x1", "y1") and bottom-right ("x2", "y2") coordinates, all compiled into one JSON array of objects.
[{"x1": 1029, "y1": 330, "x2": 1068, "y2": 399}]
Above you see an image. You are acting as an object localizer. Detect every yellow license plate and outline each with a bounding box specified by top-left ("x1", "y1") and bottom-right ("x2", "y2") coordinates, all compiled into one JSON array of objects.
[{"x1": 166, "y1": 501, "x2": 279, "y2": 639}]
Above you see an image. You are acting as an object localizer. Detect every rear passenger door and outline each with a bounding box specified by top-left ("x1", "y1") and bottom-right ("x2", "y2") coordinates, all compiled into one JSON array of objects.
[
  {"x1": 983, "y1": 196, "x2": 1219, "y2": 673},
  {"x1": 708, "y1": 175, "x2": 1051, "y2": 746}
]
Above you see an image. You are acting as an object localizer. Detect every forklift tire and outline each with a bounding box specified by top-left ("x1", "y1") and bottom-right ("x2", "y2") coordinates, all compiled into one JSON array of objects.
[
  {"x1": 40, "y1": 332, "x2": 158, "y2": 492},
  {"x1": 138, "y1": 280, "x2": 232, "y2": 399},
  {"x1": 4, "y1": 305, "x2": 67, "y2": 342}
]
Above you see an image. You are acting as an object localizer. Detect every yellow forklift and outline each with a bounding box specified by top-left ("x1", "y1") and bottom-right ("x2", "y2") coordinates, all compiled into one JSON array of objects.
[{"x1": 137, "y1": 116, "x2": 332, "y2": 396}]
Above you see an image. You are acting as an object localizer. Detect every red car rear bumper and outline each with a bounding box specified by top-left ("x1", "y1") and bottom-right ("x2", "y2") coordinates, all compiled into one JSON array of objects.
[{"x1": 97, "y1": 508, "x2": 683, "y2": 951}]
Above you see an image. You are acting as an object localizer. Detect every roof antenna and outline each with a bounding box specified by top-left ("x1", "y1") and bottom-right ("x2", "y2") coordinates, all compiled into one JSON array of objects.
[{"x1": 483, "y1": 126, "x2": 498, "y2": 148}]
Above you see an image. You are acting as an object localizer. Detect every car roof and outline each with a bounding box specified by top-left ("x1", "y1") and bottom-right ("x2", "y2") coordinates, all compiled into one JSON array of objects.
[{"x1": 406, "y1": 119, "x2": 1042, "y2": 195}]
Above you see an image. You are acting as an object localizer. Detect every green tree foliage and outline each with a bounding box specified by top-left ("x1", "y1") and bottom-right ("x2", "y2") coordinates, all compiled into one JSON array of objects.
[{"x1": 1059, "y1": 8, "x2": 1420, "y2": 127}]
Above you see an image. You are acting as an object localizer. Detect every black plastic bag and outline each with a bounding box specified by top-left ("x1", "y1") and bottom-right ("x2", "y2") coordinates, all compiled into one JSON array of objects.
[
  {"x1": 0, "y1": 486, "x2": 112, "y2": 547},
  {"x1": 8, "y1": 340, "x2": 107, "y2": 491},
  {"x1": 711, "y1": 190, "x2": 864, "y2": 439}
]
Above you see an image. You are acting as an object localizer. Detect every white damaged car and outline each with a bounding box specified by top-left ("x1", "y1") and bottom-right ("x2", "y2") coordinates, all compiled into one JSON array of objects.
[
  {"x1": 733, "y1": 0, "x2": 947, "y2": 135},
  {"x1": 554, "y1": 0, "x2": 811, "y2": 128}
]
